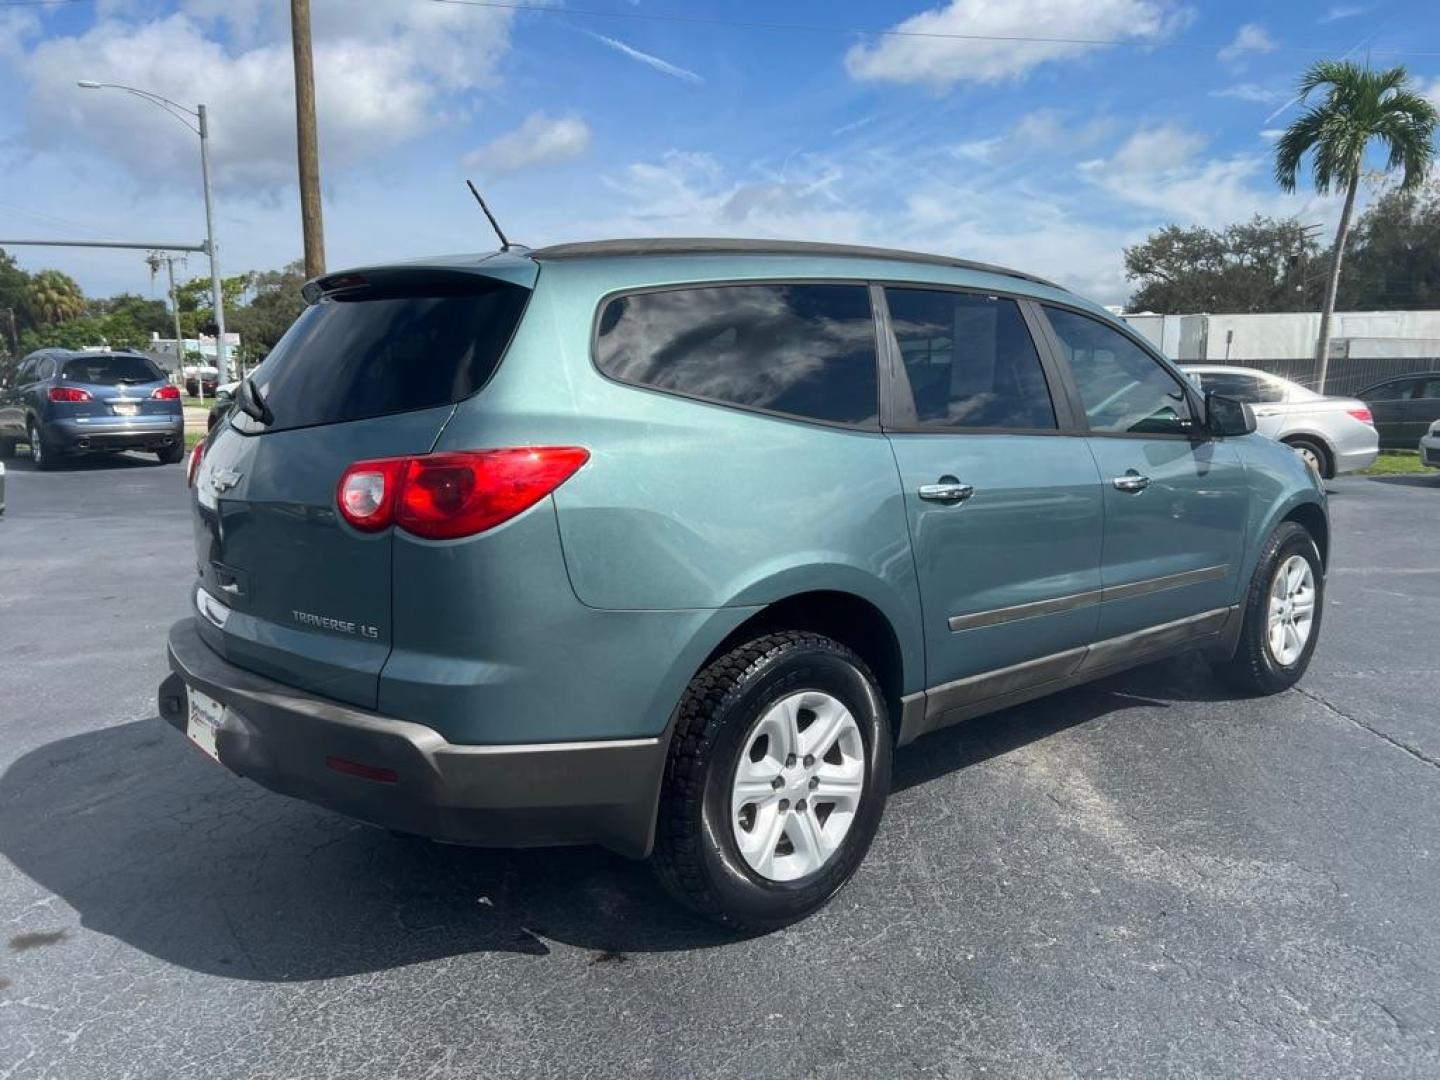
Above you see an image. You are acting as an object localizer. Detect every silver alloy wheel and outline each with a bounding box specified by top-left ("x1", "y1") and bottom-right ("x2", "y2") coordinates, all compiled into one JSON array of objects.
[
  {"x1": 28, "y1": 425, "x2": 41, "y2": 466},
  {"x1": 731, "y1": 690, "x2": 866, "y2": 882},
  {"x1": 1266, "y1": 553, "x2": 1316, "y2": 666},
  {"x1": 1292, "y1": 443, "x2": 1323, "y2": 477}
]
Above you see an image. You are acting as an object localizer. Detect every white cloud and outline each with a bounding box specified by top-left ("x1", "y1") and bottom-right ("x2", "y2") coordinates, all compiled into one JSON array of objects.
[
  {"x1": 1424, "y1": 79, "x2": 1440, "y2": 109},
  {"x1": 587, "y1": 32, "x2": 703, "y2": 84},
  {"x1": 1211, "y1": 82, "x2": 1288, "y2": 105},
  {"x1": 17, "y1": 1, "x2": 516, "y2": 190},
  {"x1": 1107, "y1": 124, "x2": 1206, "y2": 173},
  {"x1": 1320, "y1": 5, "x2": 1368, "y2": 22},
  {"x1": 844, "y1": 0, "x2": 1192, "y2": 88},
  {"x1": 1085, "y1": 123, "x2": 1336, "y2": 231},
  {"x1": 951, "y1": 109, "x2": 1114, "y2": 164},
  {"x1": 463, "y1": 113, "x2": 591, "y2": 175},
  {"x1": 1217, "y1": 23, "x2": 1276, "y2": 66}
]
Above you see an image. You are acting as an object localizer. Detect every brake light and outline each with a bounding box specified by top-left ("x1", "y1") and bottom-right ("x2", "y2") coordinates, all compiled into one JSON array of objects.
[
  {"x1": 1347, "y1": 407, "x2": 1374, "y2": 425},
  {"x1": 186, "y1": 440, "x2": 206, "y2": 487},
  {"x1": 152, "y1": 384, "x2": 182, "y2": 400},
  {"x1": 48, "y1": 386, "x2": 92, "y2": 402},
  {"x1": 336, "y1": 447, "x2": 589, "y2": 539}
]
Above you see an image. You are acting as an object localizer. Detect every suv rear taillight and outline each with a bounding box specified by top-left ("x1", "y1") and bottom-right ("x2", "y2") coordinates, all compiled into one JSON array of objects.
[
  {"x1": 1346, "y1": 407, "x2": 1374, "y2": 425},
  {"x1": 336, "y1": 447, "x2": 589, "y2": 539},
  {"x1": 186, "y1": 441, "x2": 206, "y2": 487},
  {"x1": 48, "y1": 386, "x2": 92, "y2": 402},
  {"x1": 152, "y1": 385, "x2": 182, "y2": 400}
]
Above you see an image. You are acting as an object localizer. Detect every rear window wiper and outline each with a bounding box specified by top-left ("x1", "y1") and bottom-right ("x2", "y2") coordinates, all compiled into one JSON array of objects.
[{"x1": 236, "y1": 376, "x2": 274, "y2": 426}]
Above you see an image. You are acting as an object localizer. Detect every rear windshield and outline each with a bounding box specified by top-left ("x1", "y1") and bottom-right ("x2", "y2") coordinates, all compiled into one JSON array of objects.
[
  {"x1": 233, "y1": 278, "x2": 530, "y2": 433},
  {"x1": 62, "y1": 355, "x2": 164, "y2": 384}
]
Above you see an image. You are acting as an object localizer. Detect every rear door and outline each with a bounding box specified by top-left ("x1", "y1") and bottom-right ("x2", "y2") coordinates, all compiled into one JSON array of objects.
[
  {"x1": 1401, "y1": 377, "x2": 1440, "y2": 445},
  {"x1": 880, "y1": 286, "x2": 1104, "y2": 711},
  {"x1": 192, "y1": 268, "x2": 533, "y2": 708},
  {"x1": 1361, "y1": 377, "x2": 1417, "y2": 448},
  {"x1": 1040, "y1": 306, "x2": 1249, "y2": 639}
]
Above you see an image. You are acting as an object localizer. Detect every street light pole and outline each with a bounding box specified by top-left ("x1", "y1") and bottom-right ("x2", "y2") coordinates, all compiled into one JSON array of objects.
[
  {"x1": 196, "y1": 103, "x2": 229, "y2": 383},
  {"x1": 76, "y1": 81, "x2": 230, "y2": 382}
]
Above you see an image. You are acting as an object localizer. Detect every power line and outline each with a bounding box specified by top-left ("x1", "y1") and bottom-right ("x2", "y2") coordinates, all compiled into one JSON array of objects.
[{"x1": 425, "y1": 0, "x2": 1440, "y2": 58}]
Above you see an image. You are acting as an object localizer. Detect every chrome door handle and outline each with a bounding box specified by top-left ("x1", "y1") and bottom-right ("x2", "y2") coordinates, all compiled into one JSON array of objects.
[
  {"x1": 1112, "y1": 473, "x2": 1150, "y2": 493},
  {"x1": 918, "y1": 481, "x2": 975, "y2": 503}
]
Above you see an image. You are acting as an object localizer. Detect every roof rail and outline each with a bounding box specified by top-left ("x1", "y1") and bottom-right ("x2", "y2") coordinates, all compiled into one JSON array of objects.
[{"x1": 528, "y1": 237, "x2": 1066, "y2": 291}]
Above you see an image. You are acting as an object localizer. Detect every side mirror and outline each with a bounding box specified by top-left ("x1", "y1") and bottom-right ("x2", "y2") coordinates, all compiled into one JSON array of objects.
[{"x1": 1206, "y1": 392, "x2": 1256, "y2": 437}]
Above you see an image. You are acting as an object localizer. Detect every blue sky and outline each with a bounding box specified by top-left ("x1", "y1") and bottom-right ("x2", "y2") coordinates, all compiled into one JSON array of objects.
[{"x1": 2, "y1": 0, "x2": 1438, "y2": 307}]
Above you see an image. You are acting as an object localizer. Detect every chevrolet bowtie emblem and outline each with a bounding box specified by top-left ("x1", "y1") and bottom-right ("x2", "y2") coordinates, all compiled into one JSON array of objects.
[{"x1": 210, "y1": 468, "x2": 242, "y2": 493}]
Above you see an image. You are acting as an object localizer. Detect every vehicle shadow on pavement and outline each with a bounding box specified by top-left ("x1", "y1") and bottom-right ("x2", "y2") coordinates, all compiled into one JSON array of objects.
[
  {"x1": 3, "y1": 453, "x2": 170, "y2": 473},
  {"x1": 1366, "y1": 474, "x2": 1439, "y2": 489},
  {"x1": 890, "y1": 653, "x2": 1229, "y2": 793},
  {"x1": 0, "y1": 656, "x2": 1232, "y2": 981}
]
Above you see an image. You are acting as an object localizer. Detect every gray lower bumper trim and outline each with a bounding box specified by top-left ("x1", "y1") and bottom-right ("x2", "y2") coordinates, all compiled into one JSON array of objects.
[{"x1": 159, "y1": 618, "x2": 668, "y2": 857}]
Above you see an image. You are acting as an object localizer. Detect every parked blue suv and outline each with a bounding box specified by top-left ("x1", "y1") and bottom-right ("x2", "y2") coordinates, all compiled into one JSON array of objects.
[
  {"x1": 157, "y1": 240, "x2": 1328, "y2": 928},
  {"x1": 0, "y1": 348, "x2": 185, "y2": 467}
]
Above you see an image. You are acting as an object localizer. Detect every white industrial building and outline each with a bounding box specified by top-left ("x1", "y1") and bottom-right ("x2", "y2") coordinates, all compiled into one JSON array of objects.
[{"x1": 1120, "y1": 310, "x2": 1440, "y2": 394}]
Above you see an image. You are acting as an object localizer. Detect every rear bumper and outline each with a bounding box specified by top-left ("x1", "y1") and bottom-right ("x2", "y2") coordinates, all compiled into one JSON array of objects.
[
  {"x1": 158, "y1": 617, "x2": 668, "y2": 857},
  {"x1": 45, "y1": 415, "x2": 184, "y2": 452},
  {"x1": 1333, "y1": 442, "x2": 1379, "y2": 475}
]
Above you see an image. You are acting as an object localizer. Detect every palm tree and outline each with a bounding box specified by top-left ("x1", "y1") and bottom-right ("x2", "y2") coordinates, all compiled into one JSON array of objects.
[
  {"x1": 1275, "y1": 60, "x2": 1437, "y2": 391},
  {"x1": 24, "y1": 270, "x2": 85, "y2": 325}
]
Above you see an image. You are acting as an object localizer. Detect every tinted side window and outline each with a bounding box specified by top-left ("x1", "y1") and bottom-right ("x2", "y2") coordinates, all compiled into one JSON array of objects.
[
  {"x1": 1045, "y1": 307, "x2": 1193, "y2": 435},
  {"x1": 1367, "y1": 378, "x2": 1415, "y2": 401},
  {"x1": 596, "y1": 284, "x2": 878, "y2": 426},
  {"x1": 1417, "y1": 378, "x2": 1440, "y2": 400},
  {"x1": 1195, "y1": 371, "x2": 1282, "y2": 404},
  {"x1": 885, "y1": 289, "x2": 1055, "y2": 430}
]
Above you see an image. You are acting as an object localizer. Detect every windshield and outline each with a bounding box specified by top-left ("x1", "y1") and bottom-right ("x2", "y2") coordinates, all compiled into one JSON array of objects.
[
  {"x1": 61, "y1": 355, "x2": 164, "y2": 385},
  {"x1": 232, "y1": 277, "x2": 530, "y2": 434}
]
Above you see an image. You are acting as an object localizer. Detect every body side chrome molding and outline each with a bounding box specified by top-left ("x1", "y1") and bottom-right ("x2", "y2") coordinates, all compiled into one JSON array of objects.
[{"x1": 947, "y1": 564, "x2": 1229, "y2": 633}]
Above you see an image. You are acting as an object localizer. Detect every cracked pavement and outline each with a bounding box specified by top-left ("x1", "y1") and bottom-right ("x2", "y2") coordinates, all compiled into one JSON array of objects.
[{"x1": 0, "y1": 454, "x2": 1437, "y2": 1079}]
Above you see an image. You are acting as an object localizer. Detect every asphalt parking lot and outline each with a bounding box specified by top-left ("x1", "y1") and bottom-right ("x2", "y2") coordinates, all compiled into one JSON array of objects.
[{"x1": 1, "y1": 454, "x2": 1437, "y2": 1079}]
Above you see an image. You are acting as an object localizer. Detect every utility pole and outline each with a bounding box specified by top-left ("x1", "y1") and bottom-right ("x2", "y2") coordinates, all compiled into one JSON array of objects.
[{"x1": 291, "y1": 0, "x2": 326, "y2": 278}]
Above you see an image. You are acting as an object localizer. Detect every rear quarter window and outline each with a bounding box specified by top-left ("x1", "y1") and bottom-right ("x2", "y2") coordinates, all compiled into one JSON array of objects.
[
  {"x1": 594, "y1": 283, "x2": 879, "y2": 426},
  {"x1": 233, "y1": 277, "x2": 530, "y2": 433}
]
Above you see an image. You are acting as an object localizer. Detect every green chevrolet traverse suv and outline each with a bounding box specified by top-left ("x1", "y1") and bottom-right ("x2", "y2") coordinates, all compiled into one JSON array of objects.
[{"x1": 157, "y1": 239, "x2": 1328, "y2": 929}]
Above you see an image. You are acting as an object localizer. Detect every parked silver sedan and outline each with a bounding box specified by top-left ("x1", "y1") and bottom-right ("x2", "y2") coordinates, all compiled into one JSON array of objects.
[
  {"x1": 1182, "y1": 365, "x2": 1379, "y2": 477},
  {"x1": 1422, "y1": 418, "x2": 1440, "y2": 470}
]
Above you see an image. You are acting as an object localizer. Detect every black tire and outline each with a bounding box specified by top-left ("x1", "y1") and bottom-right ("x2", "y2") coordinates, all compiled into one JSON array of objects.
[
  {"x1": 157, "y1": 442, "x2": 186, "y2": 465},
  {"x1": 652, "y1": 630, "x2": 891, "y2": 931},
  {"x1": 1214, "y1": 521, "x2": 1324, "y2": 695},
  {"x1": 27, "y1": 421, "x2": 57, "y2": 471},
  {"x1": 1283, "y1": 436, "x2": 1330, "y2": 480}
]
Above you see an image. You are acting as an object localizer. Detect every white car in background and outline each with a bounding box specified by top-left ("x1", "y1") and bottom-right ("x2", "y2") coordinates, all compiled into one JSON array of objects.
[
  {"x1": 1182, "y1": 365, "x2": 1379, "y2": 478},
  {"x1": 1422, "y1": 418, "x2": 1440, "y2": 470}
]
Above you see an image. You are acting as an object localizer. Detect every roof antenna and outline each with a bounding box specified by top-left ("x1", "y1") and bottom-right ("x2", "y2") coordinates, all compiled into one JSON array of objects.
[{"x1": 466, "y1": 179, "x2": 513, "y2": 251}]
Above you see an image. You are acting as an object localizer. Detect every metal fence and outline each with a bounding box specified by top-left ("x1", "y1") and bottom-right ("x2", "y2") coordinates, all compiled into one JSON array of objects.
[{"x1": 1239, "y1": 355, "x2": 1440, "y2": 396}]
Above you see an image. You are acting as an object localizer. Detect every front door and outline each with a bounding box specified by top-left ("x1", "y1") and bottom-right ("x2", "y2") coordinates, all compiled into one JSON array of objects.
[
  {"x1": 1040, "y1": 306, "x2": 1250, "y2": 640},
  {"x1": 880, "y1": 287, "x2": 1105, "y2": 710}
]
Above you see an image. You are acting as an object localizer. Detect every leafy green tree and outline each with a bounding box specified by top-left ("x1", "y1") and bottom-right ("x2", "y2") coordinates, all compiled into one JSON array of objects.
[
  {"x1": 1335, "y1": 178, "x2": 1440, "y2": 310},
  {"x1": 1275, "y1": 60, "x2": 1438, "y2": 388},
  {"x1": 176, "y1": 273, "x2": 251, "y2": 335},
  {"x1": 1124, "y1": 217, "x2": 1323, "y2": 313},
  {"x1": 0, "y1": 249, "x2": 31, "y2": 355},
  {"x1": 228, "y1": 261, "x2": 307, "y2": 365},
  {"x1": 25, "y1": 269, "x2": 85, "y2": 325}
]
